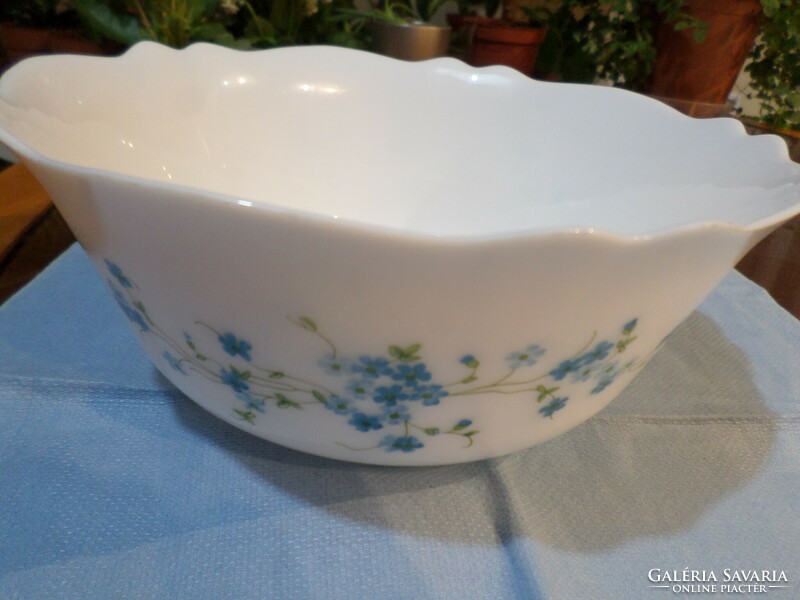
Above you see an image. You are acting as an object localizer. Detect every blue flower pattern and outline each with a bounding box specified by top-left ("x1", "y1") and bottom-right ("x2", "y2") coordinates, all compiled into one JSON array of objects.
[
  {"x1": 506, "y1": 344, "x2": 545, "y2": 368},
  {"x1": 539, "y1": 397, "x2": 568, "y2": 418},
  {"x1": 104, "y1": 260, "x2": 642, "y2": 455},
  {"x1": 380, "y1": 435, "x2": 425, "y2": 453},
  {"x1": 219, "y1": 333, "x2": 252, "y2": 361},
  {"x1": 111, "y1": 285, "x2": 149, "y2": 332},
  {"x1": 163, "y1": 351, "x2": 186, "y2": 375},
  {"x1": 106, "y1": 260, "x2": 132, "y2": 288},
  {"x1": 349, "y1": 412, "x2": 384, "y2": 432}
]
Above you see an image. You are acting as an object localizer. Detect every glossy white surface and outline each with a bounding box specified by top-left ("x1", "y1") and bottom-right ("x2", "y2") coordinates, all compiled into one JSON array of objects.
[
  {"x1": 1, "y1": 43, "x2": 799, "y2": 465},
  {"x1": 1, "y1": 42, "x2": 798, "y2": 239}
]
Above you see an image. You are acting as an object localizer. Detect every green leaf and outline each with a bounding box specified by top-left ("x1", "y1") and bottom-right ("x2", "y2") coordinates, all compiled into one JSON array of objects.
[
  {"x1": 760, "y1": 0, "x2": 779, "y2": 17},
  {"x1": 231, "y1": 366, "x2": 251, "y2": 380},
  {"x1": 275, "y1": 393, "x2": 301, "y2": 408},
  {"x1": 404, "y1": 343, "x2": 421, "y2": 355},
  {"x1": 233, "y1": 409, "x2": 256, "y2": 424},
  {"x1": 312, "y1": 390, "x2": 328, "y2": 404},
  {"x1": 617, "y1": 336, "x2": 636, "y2": 353},
  {"x1": 389, "y1": 344, "x2": 422, "y2": 362},
  {"x1": 423, "y1": 427, "x2": 440, "y2": 436},
  {"x1": 535, "y1": 384, "x2": 559, "y2": 402},
  {"x1": 297, "y1": 316, "x2": 318, "y2": 332},
  {"x1": 269, "y1": 371, "x2": 285, "y2": 379},
  {"x1": 692, "y1": 28, "x2": 706, "y2": 44},
  {"x1": 191, "y1": 22, "x2": 238, "y2": 47},
  {"x1": 195, "y1": 354, "x2": 207, "y2": 361},
  {"x1": 463, "y1": 430, "x2": 478, "y2": 437},
  {"x1": 75, "y1": 0, "x2": 146, "y2": 45}
]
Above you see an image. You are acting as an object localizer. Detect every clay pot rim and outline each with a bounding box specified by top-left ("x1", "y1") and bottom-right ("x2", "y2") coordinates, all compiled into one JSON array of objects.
[{"x1": 471, "y1": 20, "x2": 547, "y2": 45}]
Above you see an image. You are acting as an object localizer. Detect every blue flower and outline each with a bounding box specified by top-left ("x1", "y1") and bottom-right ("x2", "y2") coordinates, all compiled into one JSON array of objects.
[
  {"x1": 105, "y1": 260, "x2": 132, "y2": 288},
  {"x1": 539, "y1": 397, "x2": 567, "y2": 418},
  {"x1": 318, "y1": 353, "x2": 349, "y2": 376},
  {"x1": 111, "y1": 285, "x2": 149, "y2": 332},
  {"x1": 325, "y1": 395, "x2": 357, "y2": 415},
  {"x1": 567, "y1": 364, "x2": 596, "y2": 383},
  {"x1": 345, "y1": 378, "x2": 372, "y2": 399},
  {"x1": 163, "y1": 351, "x2": 186, "y2": 375},
  {"x1": 506, "y1": 344, "x2": 546, "y2": 368},
  {"x1": 591, "y1": 378, "x2": 614, "y2": 395},
  {"x1": 456, "y1": 419, "x2": 472, "y2": 429},
  {"x1": 549, "y1": 359, "x2": 582, "y2": 381},
  {"x1": 379, "y1": 435, "x2": 424, "y2": 453},
  {"x1": 416, "y1": 384, "x2": 450, "y2": 406},
  {"x1": 580, "y1": 341, "x2": 614, "y2": 364},
  {"x1": 372, "y1": 385, "x2": 408, "y2": 406},
  {"x1": 237, "y1": 391, "x2": 266, "y2": 412},
  {"x1": 348, "y1": 412, "x2": 383, "y2": 432},
  {"x1": 351, "y1": 356, "x2": 394, "y2": 379},
  {"x1": 219, "y1": 333, "x2": 252, "y2": 361},
  {"x1": 220, "y1": 367, "x2": 249, "y2": 393},
  {"x1": 381, "y1": 404, "x2": 410, "y2": 425},
  {"x1": 391, "y1": 363, "x2": 431, "y2": 387},
  {"x1": 460, "y1": 354, "x2": 478, "y2": 367},
  {"x1": 591, "y1": 364, "x2": 621, "y2": 395}
]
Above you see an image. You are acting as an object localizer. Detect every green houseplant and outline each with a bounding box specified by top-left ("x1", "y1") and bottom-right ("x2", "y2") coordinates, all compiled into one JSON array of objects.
[
  {"x1": 740, "y1": 0, "x2": 800, "y2": 131},
  {"x1": 75, "y1": 0, "x2": 253, "y2": 48},
  {"x1": 74, "y1": 0, "x2": 363, "y2": 49},
  {"x1": 534, "y1": 0, "x2": 797, "y2": 130},
  {"x1": 534, "y1": 0, "x2": 707, "y2": 88}
]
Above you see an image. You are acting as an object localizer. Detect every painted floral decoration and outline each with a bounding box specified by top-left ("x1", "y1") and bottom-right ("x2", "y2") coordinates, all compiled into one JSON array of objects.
[{"x1": 105, "y1": 260, "x2": 642, "y2": 454}]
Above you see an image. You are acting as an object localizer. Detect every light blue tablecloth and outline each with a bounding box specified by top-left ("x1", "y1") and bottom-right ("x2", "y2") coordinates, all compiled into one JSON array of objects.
[{"x1": 2, "y1": 245, "x2": 799, "y2": 599}]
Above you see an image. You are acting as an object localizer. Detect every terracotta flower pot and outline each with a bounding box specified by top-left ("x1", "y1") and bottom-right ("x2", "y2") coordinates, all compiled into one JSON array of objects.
[
  {"x1": 49, "y1": 29, "x2": 113, "y2": 55},
  {"x1": 1, "y1": 24, "x2": 114, "y2": 72},
  {"x1": 0, "y1": 23, "x2": 51, "y2": 67},
  {"x1": 646, "y1": 0, "x2": 763, "y2": 106},
  {"x1": 465, "y1": 17, "x2": 546, "y2": 76}
]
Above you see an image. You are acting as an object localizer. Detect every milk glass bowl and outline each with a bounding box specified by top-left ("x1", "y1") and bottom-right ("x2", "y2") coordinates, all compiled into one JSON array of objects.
[{"x1": 1, "y1": 43, "x2": 799, "y2": 465}]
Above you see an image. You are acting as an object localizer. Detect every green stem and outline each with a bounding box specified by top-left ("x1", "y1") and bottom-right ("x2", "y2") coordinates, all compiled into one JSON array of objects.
[
  {"x1": 335, "y1": 442, "x2": 380, "y2": 451},
  {"x1": 570, "y1": 331, "x2": 597, "y2": 359},
  {"x1": 450, "y1": 372, "x2": 550, "y2": 396},
  {"x1": 133, "y1": 0, "x2": 157, "y2": 41},
  {"x1": 288, "y1": 316, "x2": 338, "y2": 358},
  {"x1": 249, "y1": 364, "x2": 336, "y2": 396}
]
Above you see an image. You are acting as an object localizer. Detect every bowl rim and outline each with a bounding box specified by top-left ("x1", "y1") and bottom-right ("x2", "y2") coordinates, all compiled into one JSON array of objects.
[{"x1": 1, "y1": 41, "x2": 799, "y2": 244}]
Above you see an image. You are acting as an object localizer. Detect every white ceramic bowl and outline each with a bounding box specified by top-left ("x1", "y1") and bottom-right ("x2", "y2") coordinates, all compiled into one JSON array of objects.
[{"x1": 1, "y1": 43, "x2": 799, "y2": 465}]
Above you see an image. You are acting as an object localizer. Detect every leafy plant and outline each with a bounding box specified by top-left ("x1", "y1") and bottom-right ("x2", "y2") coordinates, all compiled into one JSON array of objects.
[
  {"x1": 339, "y1": 0, "x2": 450, "y2": 26},
  {"x1": 74, "y1": 0, "x2": 364, "y2": 48},
  {"x1": 740, "y1": 0, "x2": 800, "y2": 131},
  {"x1": 535, "y1": 0, "x2": 707, "y2": 89},
  {"x1": 75, "y1": 0, "x2": 243, "y2": 47},
  {"x1": 530, "y1": 0, "x2": 797, "y2": 130}
]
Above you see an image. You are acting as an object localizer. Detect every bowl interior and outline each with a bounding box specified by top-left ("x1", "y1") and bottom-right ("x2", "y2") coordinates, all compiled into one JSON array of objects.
[{"x1": 0, "y1": 42, "x2": 799, "y2": 238}]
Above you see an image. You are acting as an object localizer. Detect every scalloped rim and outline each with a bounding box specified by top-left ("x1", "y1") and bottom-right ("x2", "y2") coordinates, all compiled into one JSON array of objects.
[{"x1": 1, "y1": 41, "x2": 799, "y2": 244}]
